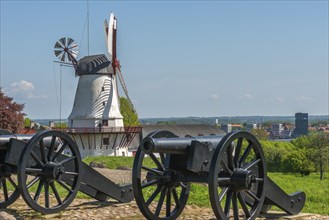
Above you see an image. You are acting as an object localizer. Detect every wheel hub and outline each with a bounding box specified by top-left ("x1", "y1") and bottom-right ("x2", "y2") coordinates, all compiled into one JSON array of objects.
[
  {"x1": 230, "y1": 168, "x2": 256, "y2": 191},
  {"x1": 43, "y1": 162, "x2": 64, "y2": 180}
]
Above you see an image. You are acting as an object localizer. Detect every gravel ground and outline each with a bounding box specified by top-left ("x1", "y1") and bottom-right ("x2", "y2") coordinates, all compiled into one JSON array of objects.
[{"x1": 1, "y1": 168, "x2": 328, "y2": 220}]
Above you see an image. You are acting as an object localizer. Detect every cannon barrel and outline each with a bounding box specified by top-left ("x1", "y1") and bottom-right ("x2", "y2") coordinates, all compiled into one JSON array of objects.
[
  {"x1": 0, "y1": 134, "x2": 59, "y2": 149},
  {"x1": 141, "y1": 135, "x2": 225, "y2": 155}
]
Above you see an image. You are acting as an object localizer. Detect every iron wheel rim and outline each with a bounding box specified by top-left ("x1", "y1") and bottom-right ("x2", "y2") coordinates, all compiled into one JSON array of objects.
[
  {"x1": 0, "y1": 165, "x2": 20, "y2": 208},
  {"x1": 17, "y1": 130, "x2": 82, "y2": 214},
  {"x1": 209, "y1": 131, "x2": 266, "y2": 220},
  {"x1": 132, "y1": 131, "x2": 190, "y2": 220}
]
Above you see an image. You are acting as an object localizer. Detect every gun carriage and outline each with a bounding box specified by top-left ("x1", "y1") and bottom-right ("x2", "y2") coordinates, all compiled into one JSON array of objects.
[
  {"x1": 132, "y1": 130, "x2": 306, "y2": 220},
  {"x1": 0, "y1": 130, "x2": 133, "y2": 214}
]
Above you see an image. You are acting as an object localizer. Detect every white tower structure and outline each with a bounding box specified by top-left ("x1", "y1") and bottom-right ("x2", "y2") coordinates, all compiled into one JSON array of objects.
[
  {"x1": 69, "y1": 13, "x2": 123, "y2": 129},
  {"x1": 54, "y1": 13, "x2": 141, "y2": 158}
]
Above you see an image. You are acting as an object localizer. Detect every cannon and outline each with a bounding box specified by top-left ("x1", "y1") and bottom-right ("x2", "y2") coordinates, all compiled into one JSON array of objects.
[
  {"x1": 132, "y1": 130, "x2": 306, "y2": 220},
  {"x1": 0, "y1": 130, "x2": 133, "y2": 214}
]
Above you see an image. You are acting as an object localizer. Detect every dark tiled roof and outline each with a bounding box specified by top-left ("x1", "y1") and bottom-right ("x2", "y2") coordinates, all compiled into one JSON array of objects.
[
  {"x1": 77, "y1": 54, "x2": 112, "y2": 75},
  {"x1": 142, "y1": 124, "x2": 225, "y2": 137}
]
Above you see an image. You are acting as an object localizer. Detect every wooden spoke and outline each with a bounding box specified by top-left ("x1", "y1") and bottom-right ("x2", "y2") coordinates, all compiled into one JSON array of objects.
[
  {"x1": 50, "y1": 182, "x2": 62, "y2": 205},
  {"x1": 245, "y1": 190, "x2": 260, "y2": 202},
  {"x1": 232, "y1": 193, "x2": 239, "y2": 220},
  {"x1": 142, "y1": 166, "x2": 163, "y2": 175},
  {"x1": 237, "y1": 192, "x2": 251, "y2": 218},
  {"x1": 145, "y1": 186, "x2": 162, "y2": 206},
  {"x1": 52, "y1": 141, "x2": 68, "y2": 161},
  {"x1": 27, "y1": 177, "x2": 40, "y2": 189},
  {"x1": 239, "y1": 143, "x2": 253, "y2": 167},
  {"x1": 220, "y1": 160, "x2": 233, "y2": 175},
  {"x1": 218, "y1": 187, "x2": 229, "y2": 202},
  {"x1": 155, "y1": 188, "x2": 166, "y2": 217},
  {"x1": 149, "y1": 154, "x2": 164, "y2": 171},
  {"x1": 7, "y1": 176, "x2": 17, "y2": 188},
  {"x1": 141, "y1": 179, "x2": 161, "y2": 189},
  {"x1": 224, "y1": 190, "x2": 233, "y2": 217},
  {"x1": 172, "y1": 188, "x2": 180, "y2": 207},
  {"x1": 47, "y1": 136, "x2": 57, "y2": 161},
  {"x1": 59, "y1": 156, "x2": 76, "y2": 165},
  {"x1": 44, "y1": 182, "x2": 50, "y2": 208},
  {"x1": 234, "y1": 137, "x2": 243, "y2": 167},
  {"x1": 39, "y1": 139, "x2": 47, "y2": 163},
  {"x1": 30, "y1": 152, "x2": 44, "y2": 167},
  {"x1": 63, "y1": 171, "x2": 79, "y2": 176},
  {"x1": 56, "y1": 180, "x2": 73, "y2": 193},
  {"x1": 34, "y1": 180, "x2": 44, "y2": 202},
  {"x1": 227, "y1": 143, "x2": 235, "y2": 170},
  {"x1": 166, "y1": 188, "x2": 171, "y2": 217},
  {"x1": 2, "y1": 178, "x2": 8, "y2": 201},
  {"x1": 243, "y1": 158, "x2": 261, "y2": 170}
]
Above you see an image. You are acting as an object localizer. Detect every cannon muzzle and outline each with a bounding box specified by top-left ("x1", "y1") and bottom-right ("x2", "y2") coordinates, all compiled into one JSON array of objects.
[
  {"x1": 0, "y1": 134, "x2": 60, "y2": 149},
  {"x1": 140, "y1": 135, "x2": 225, "y2": 155}
]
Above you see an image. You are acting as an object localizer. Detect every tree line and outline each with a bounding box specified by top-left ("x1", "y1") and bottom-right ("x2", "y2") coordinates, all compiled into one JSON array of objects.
[{"x1": 260, "y1": 132, "x2": 329, "y2": 180}]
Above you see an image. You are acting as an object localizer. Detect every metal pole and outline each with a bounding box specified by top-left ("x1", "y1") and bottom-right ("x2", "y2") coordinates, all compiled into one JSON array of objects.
[
  {"x1": 87, "y1": 0, "x2": 90, "y2": 55},
  {"x1": 60, "y1": 64, "x2": 62, "y2": 128}
]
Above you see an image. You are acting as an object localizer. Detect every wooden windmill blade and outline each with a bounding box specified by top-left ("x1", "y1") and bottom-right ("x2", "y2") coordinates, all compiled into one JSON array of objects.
[
  {"x1": 105, "y1": 12, "x2": 137, "y2": 114},
  {"x1": 117, "y1": 68, "x2": 137, "y2": 114},
  {"x1": 106, "y1": 13, "x2": 117, "y2": 66}
]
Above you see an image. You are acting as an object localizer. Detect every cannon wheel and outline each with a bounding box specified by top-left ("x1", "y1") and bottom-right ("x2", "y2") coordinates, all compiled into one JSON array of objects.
[
  {"x1": 17, "y1": 130, "x2": 82, "y2": 214},
  {"x1": 0, "y1": 165, "x2": 20, "y2": 208},
  {"x1": 209, "y1": 131, "x2": 266, "y2": 220},
  {"x1": 132, "y1": 131, "x2": 190, "y2": 220}
]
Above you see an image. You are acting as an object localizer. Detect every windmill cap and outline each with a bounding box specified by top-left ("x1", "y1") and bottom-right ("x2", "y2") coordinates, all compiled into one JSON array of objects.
[{"x1": 77, "y1": 54, "x2": 113, "y2": 75}]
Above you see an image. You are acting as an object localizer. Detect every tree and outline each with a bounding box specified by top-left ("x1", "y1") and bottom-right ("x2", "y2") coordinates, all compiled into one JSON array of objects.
[
  {"x1": 308, "y1": 133, "x2": 329, "y2": 180},
  {"x1": 24, "y1": 117, "x2": 31, "y2": 128},
  {"x1": 119, "y1": 97, "x2": 140, "y2": 126},
  {"x1": 292, "y1": 132, "x2": 329, "y2": 180},
  {"x1": 0, "y1": 90, "x2": 25, "y2": 133},
  {"x1": 251, "y1": 128, "x2": 269, "y2": 141}
]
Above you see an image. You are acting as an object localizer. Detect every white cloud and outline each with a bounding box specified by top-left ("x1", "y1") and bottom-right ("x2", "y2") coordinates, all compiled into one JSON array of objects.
[
  {"x1": 210, "y1": 93, "x2": 220, "y2": 101},
  {"x1": 295, "y1": 94, "x2": 315, "y2": 102},
  {"x1": 239, "y1": 93, "x2": 253, "y2": 99},
  {"x1": 270, "y1": 97, "x2": 285, "y2": 104},
  {"x1": 4, "y1": 80, "x2": 47, "y2": 99}
]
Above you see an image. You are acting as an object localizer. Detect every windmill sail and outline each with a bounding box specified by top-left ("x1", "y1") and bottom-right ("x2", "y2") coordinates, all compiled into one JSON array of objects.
[{"x1": 104, "y1": 13, "x2": 137, "y2": 113}]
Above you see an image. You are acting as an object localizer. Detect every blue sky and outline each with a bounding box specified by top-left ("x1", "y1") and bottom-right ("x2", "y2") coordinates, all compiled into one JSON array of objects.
[{"x1": 0, "y1": 1, "x2": 328, "y2": 119}]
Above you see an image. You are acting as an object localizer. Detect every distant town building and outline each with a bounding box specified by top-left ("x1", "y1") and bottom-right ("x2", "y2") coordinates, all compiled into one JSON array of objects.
[
  {"x1": 270, "y1": 124, "x2": 283, "y2": 139},
  {"x1": 269, "y1": 123, "x2": 293, "y2": 139},
  {"x1": 246, "y1": 123, "x2": 257, "y2": 131},
  {"x1": 221, "y1": 124, "x2": 232, "y2": 133},
  {"x1": 294, "y1": 112, "x2": 308, "y2": 137}
]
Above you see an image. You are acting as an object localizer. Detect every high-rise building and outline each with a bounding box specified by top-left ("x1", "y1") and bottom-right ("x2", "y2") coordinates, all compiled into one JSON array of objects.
[{"x1": 294, "y1": 113, "x2": 308, "y2": 137}]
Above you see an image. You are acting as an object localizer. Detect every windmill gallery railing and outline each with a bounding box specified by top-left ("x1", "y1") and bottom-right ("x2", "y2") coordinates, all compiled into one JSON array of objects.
[{"x1": 56, "y1": 126, "x2": 142, "y2": 149}]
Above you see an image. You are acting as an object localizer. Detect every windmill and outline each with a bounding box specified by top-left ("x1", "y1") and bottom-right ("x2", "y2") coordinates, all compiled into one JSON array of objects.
[
  {"x1": 104, "y1": 13, "x2": 136, "y2": 113},
  {"x1": 53, "y1": 13, "x2": 141, "y2": 158}
]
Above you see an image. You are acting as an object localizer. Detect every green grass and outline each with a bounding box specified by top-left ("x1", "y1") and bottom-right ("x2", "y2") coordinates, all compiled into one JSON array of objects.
[
  {"x1": 81, "y1": 156, "x2": 329, "y2": 215},
  {"x1": 267, "y1": 172, "x2": 329, "y2": 215}
]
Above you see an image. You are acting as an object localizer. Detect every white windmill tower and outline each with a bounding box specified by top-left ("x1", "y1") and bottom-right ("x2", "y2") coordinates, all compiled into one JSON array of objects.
[{"x1": 54, "y1": 13, "x2": 140, "y2": 158}]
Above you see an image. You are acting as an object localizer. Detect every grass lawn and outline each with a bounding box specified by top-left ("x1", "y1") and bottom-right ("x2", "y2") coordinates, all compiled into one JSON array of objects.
[{"x1": 82, "y1": 156, "x2": 329, "y2": 215}]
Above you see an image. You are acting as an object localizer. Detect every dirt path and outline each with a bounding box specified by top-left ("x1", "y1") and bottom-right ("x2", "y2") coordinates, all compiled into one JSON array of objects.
[
  {"x1": 1, "y1": 168, "x2": 328, "y2": 219},
  {"x1": 1, "y1": 197, "x2": 328, "y2": 220}
]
